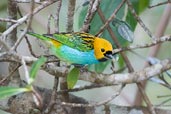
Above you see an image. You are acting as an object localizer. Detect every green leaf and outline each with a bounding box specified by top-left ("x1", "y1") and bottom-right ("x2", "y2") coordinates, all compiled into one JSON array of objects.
[
  {"x1": 112, "y1": 18, "x2": 134, "y2": 43},
  {"x1": 67, "y1": 67, "x2": 80, "y2": 89},
  {"x1": 29, "y1": 56, "x2": 47, "y2": 84},
  {"x1": 0, "y1": 86, "x2": 30, "y2": 99},
  {"x1": 139, "y1": 0, "x2": 150, "y2": 13}
]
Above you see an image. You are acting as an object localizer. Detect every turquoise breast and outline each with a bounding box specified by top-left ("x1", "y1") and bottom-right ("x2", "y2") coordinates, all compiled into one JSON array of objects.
[{"x1": 51, "y1": 45, "x2": 99, "y2": 65}]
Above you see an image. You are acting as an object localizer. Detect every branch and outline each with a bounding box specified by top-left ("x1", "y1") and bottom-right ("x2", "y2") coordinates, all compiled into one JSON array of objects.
[
  {"x1": 0, "y1": 0, "x2": 58, "y2": 40},
  {"x1": 96, "y1": 0, "x2": 126, "y2": 36},
  {"x1": 11, "y1": 0, "x2": 35, "y2": 51},
  {"x1": 54, "y1": 0, "x2": 62, "y2": 33},
  {"x1": 81, "y1": 0, "x2": 101, "y2": 32},
  {"x1": 15, "y1": 0, "x2": 42, "y2": 4},
  {"x1": 66, "y1": 0, "x2": 76, "y2": 32},
  {"x1": 79, "y1": 59, "x2": 171, "y2": 85},
  {"x1": 0, "y1": 39, "x2": 10, "y2": 51},
  {"x1": 126, "y1": 0, "x2": 155, "y2": 39},
  {"x1": 61, "y1": 85, "x2": 123, "y2": 107},
  {"x1": 149, "y1": 0, "x2": 171, "y2": 8},
  {"x1": 1, "y1": 52, "x2": 171, "y2": 85},
  {"x1": 0, "y1": 18, "x2": 17, "y2": 23},
  {"x1": 112, "y1": 35, "x2": 171, "y2": 54}
]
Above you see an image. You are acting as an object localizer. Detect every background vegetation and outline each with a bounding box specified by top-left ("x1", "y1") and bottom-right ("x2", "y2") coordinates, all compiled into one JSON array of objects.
[{"x1": 0, "y1": 0, "x2": 171, "y2": 114}]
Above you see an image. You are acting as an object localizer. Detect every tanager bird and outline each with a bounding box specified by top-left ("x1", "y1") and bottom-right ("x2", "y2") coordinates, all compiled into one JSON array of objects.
[{"x1": 28, "y1": 32, "x2": 116, "y2": 65}]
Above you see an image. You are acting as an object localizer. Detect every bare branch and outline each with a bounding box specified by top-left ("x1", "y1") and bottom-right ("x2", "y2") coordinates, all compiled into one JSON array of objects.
[
  {"x1": 54, "y1": 0, "x2": 62, "y2": 33},
  {"x1": 96, "y1": 0, "x2": 126, "y2": 36},
  {"x1": 25, "y1": 36, "x2": 37, "y2": 57},
  {"x1": 0, "y1": 39, "x2": 10, "y2": 51},
  {"x1": 1, "y1": 0, "x2": 58, "y2": 40},
  {"x1": 0, "y1": 18, "x2": 17, "y2": 23},
  {"x1": 81, "y1": 0, "x2": 101, "y2": 32},
  {"x1": 15, "y1": 0, "x2": 42, "y2": 4},
  {"x1": 149, "y1": 0, "x2": 171, "y2": 8},
  {"x1": 11, "y1": 0, "x2": 35, "y2": 51},
  {"x1": 112, "y1": 35, "x2": 171, "y2": 54},
  {"x1": 0, "y1": 64, "x2": 20, "y2": 85},
  {"x1": 47, "y1": 14, "x2": 54, "y2": 34},
  {"x1": 61, "y1": 85, "x2": 123, "y2": 107},
  {"x1": 58, "y1": 83, "x2": 117, "y2": 93},
  {"x1": 1, "y1": 52, "x2": 171, "y2": 86},
  {"x1": 80, "y1": 59, "x2": 171, "y2": 85},
  {"x1": 66, "y1": 0, "x2": 76, "y2": 32},
  {"x1": 126, "y1": 0, "x2": 155, "y2": 39}
]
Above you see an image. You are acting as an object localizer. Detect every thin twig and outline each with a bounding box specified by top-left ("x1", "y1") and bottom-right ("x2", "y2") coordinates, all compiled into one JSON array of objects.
[
  {"x1": 15, "y1": 0, "x2": 42, "y2": 4},
  {"x1": 80, "y1": 0, "x2": 95, "y2": 32},
  {"x1": 47, "y1": 14, "x2": 54, "y2": 34},
  {"x1": 21, "y1": 57, "x2": 30, "y2": 83},
  {"x1": 17, "y1": 5, "x2": 38, "y2": 57},
  {"x1": 61, "y1": 85, "x2": 124, "y2": 107},
  {"x1": 149, "y1": 0, "x2": 171, "y2": 8},
  {"x1": 58, "y1": 83, "x2": 118, "y2": 93},
  {"x1": 112, "y1": 35, "x2": 171, "y2": 54},
  {"x1": 0, "y1": 39, "x2": 10, "y2": 51},
  {"x1": 126, "y1": 0, "x2": 155, "y2": 40},
  {"x1": 54, "y1": 0, "x2": 62, "y2": 33},
  {"x1": 25, "y1": 36, "x2": 37, "y2": 57},
  {"x1": 0, "y1": 64, "x2": 20, "y2": 85},
  {"x1": 0, "y1": 18, "x2": 17, "y2": 23},
  {"x1": 6, "y1": 0, "x2": 18, "y2": 48},
  {"x1": 45, "y1": 77, "x2": 59, "y2": 113},
  {"x1": 156, "y1": 97, "x2": 171, "y2": 107},
  {"x1": 11, "y1": 0, "x2": 34, "y2": 51},
  {"x1": 158, "y1": 94, "x2": 171, "y2": 98},
  {"x1": 137, "y1": 83, "x2": 156, "y2": 114},
  {"x1": 1, "y1": 0, "x2": 58, "y2": 40},
  {"x1": 66, "y1": 0, "x2": 76, "y2": 32},
  {"x1": 31, "y1": 86, "x2": 43, "y2": 109},
  {"x1": 96, "y1": 0, "x2": 126, "y2": 36},
  {"x1": 81, "y1": 0, "x2": 101, "y2": 32}
]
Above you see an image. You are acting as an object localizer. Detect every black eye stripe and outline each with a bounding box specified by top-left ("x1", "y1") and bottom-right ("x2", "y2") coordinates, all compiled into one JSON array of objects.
[{"x1": 101, "y1": 48, "x2": 105, "y2": 52}]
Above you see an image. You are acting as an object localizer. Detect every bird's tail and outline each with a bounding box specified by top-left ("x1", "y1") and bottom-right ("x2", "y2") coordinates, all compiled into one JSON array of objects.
[{"x1": 27, "y1": 32, "x2": 51, "y2": 41}]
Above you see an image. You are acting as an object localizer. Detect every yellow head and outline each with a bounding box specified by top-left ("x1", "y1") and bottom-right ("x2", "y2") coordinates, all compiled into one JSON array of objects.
[{"x1": 94, "y1": 37, "x2": 113, "y2": 61}]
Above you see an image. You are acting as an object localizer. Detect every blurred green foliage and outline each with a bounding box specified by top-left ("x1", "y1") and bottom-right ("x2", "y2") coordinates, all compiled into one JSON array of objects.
[{"x1": 0, "y1": 0, "x2": 7, "y2": 32}]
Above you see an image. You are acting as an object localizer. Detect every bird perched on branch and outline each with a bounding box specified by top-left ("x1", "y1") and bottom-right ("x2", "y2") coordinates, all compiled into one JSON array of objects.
[{"x1": 27, "y1": 32, "x2": 117, "y2": 65}]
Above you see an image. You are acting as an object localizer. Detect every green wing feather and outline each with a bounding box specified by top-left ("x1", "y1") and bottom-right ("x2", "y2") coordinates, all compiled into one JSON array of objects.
[
  {"x1": 44, "y1": 32, "x2": 95, "y2": 52},
  {"x1": 27, "y1": 32, "x2": 95, "y2": 52}
]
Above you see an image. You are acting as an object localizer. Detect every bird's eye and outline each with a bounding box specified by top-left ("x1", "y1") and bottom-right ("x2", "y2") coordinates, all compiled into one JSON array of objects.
[{"x1": 101, "y1": 48, "x2": 105, "y2": 52}]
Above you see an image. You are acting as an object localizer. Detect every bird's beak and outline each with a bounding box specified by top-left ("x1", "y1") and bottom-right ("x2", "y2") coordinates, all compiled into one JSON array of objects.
[
  {"x1": 104, "y1": 51, "x2": 114, "y2": 59},
  {"x1": 104, "y1": 51, "x2": 119, "y2": 62},
  {"x1": 104, "y1": 53, "x2": 113, "y2": 59}
]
